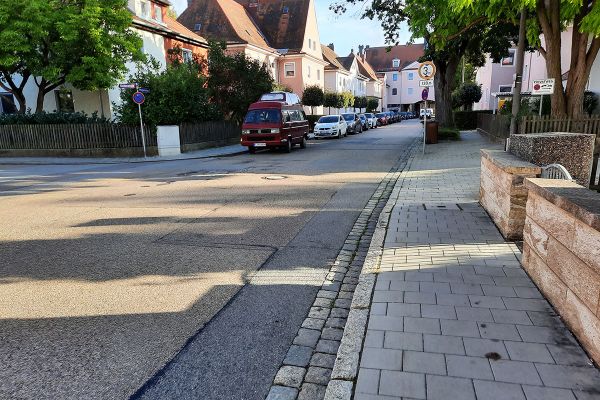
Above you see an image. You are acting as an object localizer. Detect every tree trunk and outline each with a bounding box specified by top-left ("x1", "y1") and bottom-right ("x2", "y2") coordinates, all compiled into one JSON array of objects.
[
  {"x1": 0, "y1": 69, "x2": 30, "y2": 113},
  {"x1": 35, "y1": 88, "x2": 47, "y2": 114},
  {"x1": 433, "y1": 56, "x2": 459, "y2": 127}
]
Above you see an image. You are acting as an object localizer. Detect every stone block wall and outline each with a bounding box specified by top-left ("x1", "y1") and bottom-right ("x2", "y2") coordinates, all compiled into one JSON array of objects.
[
  {"x1": 509, "y1": 132, "x2": 595, "y2": 187},
  {"x1": 479, "y1": 150, "x2": 541, "y2": 240},
  {"x1": 522, "y1": 178, "x2": 600, "y2": 365}
]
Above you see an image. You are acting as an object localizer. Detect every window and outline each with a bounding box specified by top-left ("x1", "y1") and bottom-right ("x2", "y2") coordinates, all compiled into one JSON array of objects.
[
  {"x1": 499, "y1": 85, "x2": 512, "y2": 93},
  {"x1": 392, "y1": 59, "x2": 400, "y2": 68},
  {"x1": 317, "y1": 69, "x2": 320, "y2": 80},
  {"x1": 244, "y1": 109, "x2": 281, "y2": 124},
  {"x1": 392, "y1": 73, "x2": 398, "y2": 81},
  {"x1": 284, "y1": 62, "x2": 295, "y2": 77},
  {"x1": 140, "y1": 0, "x2": 150, "y2": 18},
  {"x1": 501, "y1": 49, "x2": 516, "y2": 66},
  {"x1": 307, "y1": 65, "x2": 311, "y2": 78},
  {"x1": 55, "y1": 90, "x2": 75, "y2": 113},
  {"x1": 194, "y1": 23, "x2": 202, "y2": 31},
  {"x1": 392, "y1": 88, "x2": 397, "y2": 95},
  {"x1": 408, "y1": 72, "x2": 414, "y2": 80},
  {"x1": 407, "y1": 88, "x2": 413, "y2": 95},
  {"x1": 0, "y1": 93, "x2": 17, "y2": 114},
  {"x1": 154, "y1": 5, "x2": 162, "y2": 22},
  {"x1": 182, "y1": 48, "x2": 193, "y2": 63},
  {"x1": 308, "y1": 38, "x2": 312, "y2": 49}
]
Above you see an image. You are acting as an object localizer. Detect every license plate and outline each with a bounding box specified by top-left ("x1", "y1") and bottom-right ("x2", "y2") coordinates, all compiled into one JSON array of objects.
[{"x1": 254, "y1": 143, "x2": 267, "y2": 147}]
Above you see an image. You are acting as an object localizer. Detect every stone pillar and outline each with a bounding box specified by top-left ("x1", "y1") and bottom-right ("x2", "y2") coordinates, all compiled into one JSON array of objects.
[{"x1": 157, "y1": 125, "x2": 181, "y2": 157}]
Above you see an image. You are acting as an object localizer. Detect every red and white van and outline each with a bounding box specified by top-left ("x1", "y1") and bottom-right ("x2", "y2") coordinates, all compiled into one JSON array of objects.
[{"x1": 241, "y1": 100, "x2": 309, "y2": 153}]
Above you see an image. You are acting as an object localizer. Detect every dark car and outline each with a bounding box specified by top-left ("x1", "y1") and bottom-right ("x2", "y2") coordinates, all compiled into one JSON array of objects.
[
  {"x1": 342, "y1": 113, "x2": 362, "y2": 134},
  {"x1": 375, "y1": 112, "x2": 388, "y2": 126},
  {"x1": 358, "y1": 114, "x2": 369, "y2": 131}
]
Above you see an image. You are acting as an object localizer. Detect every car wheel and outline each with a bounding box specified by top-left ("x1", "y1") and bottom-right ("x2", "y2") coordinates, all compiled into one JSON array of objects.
[
  {"x1": 300, "y1": 136, "x2": 307, "y2": 148},
  {"x1": 285, "y1": 139, "x2": 292, "y2": 153}
]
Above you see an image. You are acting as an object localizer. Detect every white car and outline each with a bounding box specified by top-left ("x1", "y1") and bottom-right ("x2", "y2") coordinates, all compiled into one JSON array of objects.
[
  {"x1": 364, "y1": 113, "x2": 378, "y2": 128},
  {"x1": 313, "y1": 115, "x2": 348, "y2": 139}
]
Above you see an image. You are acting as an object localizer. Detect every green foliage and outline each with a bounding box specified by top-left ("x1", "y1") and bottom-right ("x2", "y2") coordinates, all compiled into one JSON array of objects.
[
  {"x1": 584, "y1": 91, "x2": 599, "y2": 116},
  {"x1": 438, "y1": 126, "x2": 461, "y2": 140},
  {"x1": 324, "y1": 92, "x2": 344, "y2": 111},
  {"x1": 302, "y1": 85, "x2": 325, "y2": 114},
  {"x1": 341, "y1": 91, "x2": 354, "y2": 109},
  {"x1": 206, "y1": 42, "x2": 273, "y2": 125},
  {"x1": 0, "y1": 111, "x2": 110, "y2": 125},
  {"x1": 453, "y1": 59, "x2": 477, "y2": 88},
  {"x1": 367, "y1": 98, "x2": 379, "y2": 112},
  {"x1": 0, "y1": 0, "x2": 144, "y2": 112},
  {"x1": 499, "y1": 98, "x2": 535, "y2": 118},
  {"x1": 113, "y1": 57, "x2": 220, "y2": 126},
  {"x1": 452, "y1": 82, "x2": 482, "y2": 110},
  {"x1": 353, "y1": 96, "x2": 367, "y2": 110},
  {"x1": 273, "y1": 83, "x2": 294, "y2": 92},
  {"x1": 453, "y1": 110, "x2": 492, "y2": 129}
]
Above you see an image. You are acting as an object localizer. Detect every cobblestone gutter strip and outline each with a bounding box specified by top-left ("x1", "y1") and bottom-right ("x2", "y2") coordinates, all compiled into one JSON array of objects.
[
  {"x1": 324, "y1": 143, "x2": 420, "y2": 400},
  {"x1": 265, "y1": 139, "x2": 419, "y2": 400}
]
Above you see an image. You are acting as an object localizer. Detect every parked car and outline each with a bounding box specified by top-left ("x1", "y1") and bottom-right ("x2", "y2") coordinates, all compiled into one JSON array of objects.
[
  {"x1": 241, "y1": 100, "x2": 309, "y2": 153},
  {"x1": 364, "y1": 113, "x2": 378, "y2": 128},
  {"x1": 375, "y1": 112, "x2": 388, "y2": 126},
  {"x1": 341, "y1": 113, "x2": 362, "y2": 134},
  {"x1": 259, "y1": 91, "x2": 301, "y2": 105},
  {"x1": 358, "y1": 114, "x2": 369, "y2": 131},
  {"x1": 313, "y1": 115, "x2": 347, "y2": 139}
]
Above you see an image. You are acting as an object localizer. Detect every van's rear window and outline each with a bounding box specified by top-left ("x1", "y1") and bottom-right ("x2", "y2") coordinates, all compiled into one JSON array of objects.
[{"x1": 244, "y1": 109, "x2": 281, "y2": 124}]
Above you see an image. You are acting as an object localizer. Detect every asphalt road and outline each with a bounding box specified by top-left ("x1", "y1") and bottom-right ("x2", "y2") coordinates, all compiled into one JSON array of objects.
[{"x1": 0, "y1": 120, "x2": 421, "y2": 400}]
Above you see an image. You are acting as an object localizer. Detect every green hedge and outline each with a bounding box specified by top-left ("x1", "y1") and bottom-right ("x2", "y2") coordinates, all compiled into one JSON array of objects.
[
  {"x1": 454, "y1": 110, "x2": 493, "y2": 130},
  {"x1": 0, "y1": 111, "x2": 111, "y2": 125}
]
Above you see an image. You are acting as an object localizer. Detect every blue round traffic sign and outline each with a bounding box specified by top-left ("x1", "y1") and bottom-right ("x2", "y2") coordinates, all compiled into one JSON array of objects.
[
  {"x1": 421, "y1": 88, "x2": 429, "y2": 101},
  {"x1": 132, "y1": 91, "x2": 145, "y2": 105}
]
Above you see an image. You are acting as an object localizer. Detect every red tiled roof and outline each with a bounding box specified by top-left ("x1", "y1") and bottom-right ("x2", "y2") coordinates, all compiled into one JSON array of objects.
[
  {"x1": 132, "y1": 15, "x2": 208, "y2": 46},
  {"x1": 356, "y1": 56, "x2": 379, "y2": 82},
  {"x1": 365, "y1": 44, "x2": 426, "y2": 72},
  {"x1": 321, "y1": 45, "x2": 348, "y2": 72}
]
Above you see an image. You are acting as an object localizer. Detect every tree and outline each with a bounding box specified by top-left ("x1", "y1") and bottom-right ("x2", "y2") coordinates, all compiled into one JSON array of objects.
[
  {"x1": 341, "y1": 91, "x2": 355, "y2": 110},
  {"x1": 0, "y1": 0, "x2": 143, "y2": 113},
  {"x1": 367, "y1": 97, "x2": 379, "y2": 112},
  {"x1": 452, "y1": 0, "x2": 600, "y2": 118},
  {"x1": 113, "y1": 57, "x2": 220, "y2": 126},
  {"x1": 353, "y1": 96, "x2": 367, "y2": 111},
  {"x1": 273, "y1": 83, "x2": 294, "y2": 92},
  {"x1": 206, "y1": 42, "x2": 273, "y2": 124},
  {"x1": 452, "y1": 82, "x2": 482, "y2": 110},
  {"x1": 302, "y1": 85, "x2": 325, "y2": 114},
  {"x1": 324, "y1": 91, "x2": 343, "y2": 114},
  {"x1": 332, "y1": 0, "x2": 517, "y2": 127}
]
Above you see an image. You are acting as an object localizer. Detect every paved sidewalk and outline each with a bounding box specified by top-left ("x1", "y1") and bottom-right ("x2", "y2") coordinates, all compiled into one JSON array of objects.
[
  {"x1": 354, "y1": 132, "x2": 600, "y2": 399},
  {"x1": 0, "y1": 144, "x2": 246, "y2": 165}
]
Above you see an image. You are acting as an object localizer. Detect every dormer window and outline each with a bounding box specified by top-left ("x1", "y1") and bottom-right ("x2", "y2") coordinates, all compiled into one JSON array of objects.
[
  {"x1": 392, "y1": 59, "x2": 400, "y2": 68},
  {"x1": 154, "y1": 5, "x2": 163, "y2": 22}
]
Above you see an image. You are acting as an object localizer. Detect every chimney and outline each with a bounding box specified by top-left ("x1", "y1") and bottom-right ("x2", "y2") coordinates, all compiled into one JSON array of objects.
[
  {"x1": 358, "y1": 45, "x2": 364, "y2": 56},
  {"x1": 350, "y1": 48, "x2": 354, "y2": 54},
  {"x1": 328, "y1": 43, "x2": 334, "y2": 51}
]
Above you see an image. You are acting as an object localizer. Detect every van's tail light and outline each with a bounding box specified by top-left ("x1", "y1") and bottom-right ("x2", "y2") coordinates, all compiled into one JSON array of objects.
[
  {"x1": 270, "y1": 128, "x2": 280, "y2": 134},
  {"x1": 242, "y1": 129, "x2": 250, "y2": 134}
]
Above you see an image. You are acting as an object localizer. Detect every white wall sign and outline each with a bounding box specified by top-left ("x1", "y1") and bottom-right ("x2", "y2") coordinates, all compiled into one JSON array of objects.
[
  {"x1": 419, "y1": 80, "x2": 434, "y2": 87},
  {"x1": 532, "y1": 79, "x2": 555, "y2": 95}
]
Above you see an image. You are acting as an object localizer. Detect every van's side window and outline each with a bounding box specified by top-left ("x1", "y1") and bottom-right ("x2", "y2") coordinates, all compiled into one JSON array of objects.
[
  {"x1": 283, "y1": 111, "x2": 292, "y2": 122},
  {"x1": 300, "y1": 111, "x2": 307, "y2": 121},
  {"x1": 291, "y1": 110, "x2": 303, "y2": 122}
]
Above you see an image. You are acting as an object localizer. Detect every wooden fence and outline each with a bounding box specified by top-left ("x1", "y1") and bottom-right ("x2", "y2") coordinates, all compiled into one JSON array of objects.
[
  {"x1": 520, "y1": 115, "x2": 600, "y2": 136},
  {"x1": 476, "y1": 113, "x2": 511, "y2": 141},
  {"x1": 0, "y1": 123, "x2": 155, "y2": 150},
  {"x1": 179, "y1": 121, "x2": 241, "y2": 152}
]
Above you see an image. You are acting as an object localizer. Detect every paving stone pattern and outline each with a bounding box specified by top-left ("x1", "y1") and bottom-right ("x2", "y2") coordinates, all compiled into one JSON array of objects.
[
  {"x1": 265, "y1": 140, "x2": 418, "y2": 400},
  {"x1": 353, "y1": 133, "x2": 600, "y2": 399}
]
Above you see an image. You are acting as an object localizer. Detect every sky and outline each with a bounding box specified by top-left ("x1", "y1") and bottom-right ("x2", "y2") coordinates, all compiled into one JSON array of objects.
[{"x1": 170, "y1": 0, "x2": 414, "y2": 56}]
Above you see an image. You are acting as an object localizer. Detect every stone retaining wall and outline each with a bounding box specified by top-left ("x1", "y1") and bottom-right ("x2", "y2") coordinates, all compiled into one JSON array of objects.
[
  {"x1": 479, "y1": 149, "x2": 541, "y2": 240},
  {"x1": 522, "y1": 178, "x2": 600, "y2": 364}
]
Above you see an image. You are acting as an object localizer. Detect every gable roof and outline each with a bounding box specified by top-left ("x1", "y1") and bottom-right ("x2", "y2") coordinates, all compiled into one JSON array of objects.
[
  {"x1": 365, "y1": 44, "x2": 426, "y2": 72},
  {"x1": 234, "y1": 0, "x2": 310, "y2": 51},
  {"x1": 132, "y1": 14, "x2": 208, "y2": 47},
  {"x1": 356, "y1": 56, "x2": 379, "y2": 82},
  {"x1": 178, "y1": 0, "x2": 270, "y2": 49},
  {"x1": 337, "y1": 55, "x2": 355, "y2": 71},
  {"x1": 321, "y1": 45, "x2": 348, "y2": 72},
  {"x1": 402, "y1": 61, "x2": 420, "y2": 71}
]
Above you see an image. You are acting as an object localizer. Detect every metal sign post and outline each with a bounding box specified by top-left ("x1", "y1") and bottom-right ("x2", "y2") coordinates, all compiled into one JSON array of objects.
[
  {"x1": 421, "y1": 88, "x2": 429, "y2": 155},
  {"x1": 418, "y1": 62, "x2": 436, "y2": 156},
  {"x1": 132, "y1": 91, "x2": 147, "y2": 158}
]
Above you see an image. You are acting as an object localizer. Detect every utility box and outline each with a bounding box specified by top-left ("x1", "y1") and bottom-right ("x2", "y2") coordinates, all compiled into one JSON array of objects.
[
  {"x1": 425, "y1": 121, "x2": 438, "y2": 144},
  {"x1": 157, "y1": 125, "x2": 181, "y2": 157}
]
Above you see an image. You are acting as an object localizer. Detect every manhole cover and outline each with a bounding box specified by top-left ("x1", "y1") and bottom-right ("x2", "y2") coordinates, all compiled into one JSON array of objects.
[{"x1": 262, "y1": 175, "x2": 288, "y2": 180}]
